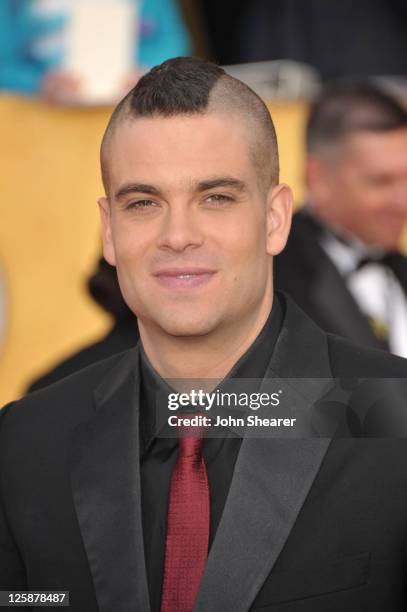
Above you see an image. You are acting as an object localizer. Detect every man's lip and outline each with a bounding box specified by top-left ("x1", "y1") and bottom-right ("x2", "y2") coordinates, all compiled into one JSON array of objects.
[
  {"x1": 153, "y1": 268, "x2": 217, "y2": 289},
  {"x1": 153, "y1": 268, "x2": 216, "y2": 277}
]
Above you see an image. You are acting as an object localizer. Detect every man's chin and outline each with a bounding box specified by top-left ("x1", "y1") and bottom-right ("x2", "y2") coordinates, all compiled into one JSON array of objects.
[
  {"x1": 162, "y1": 321, "x2": 216, "y2": 338},
  {"x1": 375, "y1": 221, "x2": 406, "y2": 250},
  {"x1": 360, "y1": 231, "x2": 401, "y2": 251},
  {"x1": 149, "y1": 313, "x2": 220, "y2": 338},
  {"x1": 375, "y1": 235, "x2": 402, "y2": 251}
]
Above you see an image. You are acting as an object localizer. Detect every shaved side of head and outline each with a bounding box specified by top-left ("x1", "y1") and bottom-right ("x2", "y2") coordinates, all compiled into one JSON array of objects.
[
  {"x1": 207, "y1": 75, "x2": 279, "y2": 193},
  {"x1": 100, "y1": 57, "x2": 279, "y2": 197}
]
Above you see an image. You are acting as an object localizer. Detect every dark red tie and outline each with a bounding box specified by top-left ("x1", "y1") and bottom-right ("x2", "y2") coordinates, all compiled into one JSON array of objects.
[{"x1": 160, "y1": 432, "x2": 210, "y2": 612}]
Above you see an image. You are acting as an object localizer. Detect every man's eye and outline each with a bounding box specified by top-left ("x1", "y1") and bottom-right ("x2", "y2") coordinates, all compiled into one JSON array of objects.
[
  {"x1": 205, "y1": 194, "x2": 232, "y2": 205},
  {"x1": 126, "y1": 199, "x2": 156, "y2": 210}
]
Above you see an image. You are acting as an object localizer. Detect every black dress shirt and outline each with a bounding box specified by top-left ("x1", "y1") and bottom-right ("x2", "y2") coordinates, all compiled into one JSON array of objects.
[{"x1": 139, "y1": 294, "x2": 284, "y2": 611}]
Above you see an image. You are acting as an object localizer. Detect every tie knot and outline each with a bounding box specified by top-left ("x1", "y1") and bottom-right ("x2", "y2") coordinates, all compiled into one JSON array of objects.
[{"x1": 178, "y1": 435, "x2": 203, "y2": 458}]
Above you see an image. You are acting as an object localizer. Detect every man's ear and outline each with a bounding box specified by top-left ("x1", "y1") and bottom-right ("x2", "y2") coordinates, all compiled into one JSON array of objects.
[
  {"x1": 265, "y1": 183, "x2": 293, "y2": 256},
  {"x1": 98, "y1": 197, "x2": 116, "y2": 266}
]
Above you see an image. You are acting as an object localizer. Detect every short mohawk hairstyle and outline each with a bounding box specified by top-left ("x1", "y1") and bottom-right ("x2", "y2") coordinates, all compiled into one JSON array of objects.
[
  {"x1": 130, "y1": 56, "x2": 225, "y2": 115},
  {"x1": 101, "y1": 56, "x2": 279, "y2": 193}
]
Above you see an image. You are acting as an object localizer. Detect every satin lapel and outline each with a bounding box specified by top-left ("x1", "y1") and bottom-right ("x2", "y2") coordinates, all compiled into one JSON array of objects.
[
  {"x1": 193, "y1": 298, "x2": 332, "y2": 612},
  {"x1": 69, "y1": 347, "x2": 150, "y2": 612},
  {"x1": 311, "y1": 252, "x2": 384, "y2": 349}
]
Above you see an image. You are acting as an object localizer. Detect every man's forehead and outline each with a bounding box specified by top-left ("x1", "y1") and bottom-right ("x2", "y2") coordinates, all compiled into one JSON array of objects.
[
  {"x1": 345, "y1": 127, "x2": 407, "y2": 155},
  {"x1": 109, "y1": 111, "x2": 249, "y2": 150},
  {"x1": 335, "y1": 128, "x2": 406, "y2": 174},
  {"x1": 107, "y1": 112, "x2": 255, "y2": 177}
]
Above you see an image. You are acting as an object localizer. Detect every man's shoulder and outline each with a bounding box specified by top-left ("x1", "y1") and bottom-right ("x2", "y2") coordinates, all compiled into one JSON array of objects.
[
  {"x1": 274, "y1": 209, "x2": 324, "y2": 287},
  {"x1": 280, "y1": 293, "x2": 407, "y2": 378},
  {"x1": 326, "y1": 333, "x2": 407, "y2": 378},
  {"x1": 0, "y1": 348, "x2": 137, "y2": 434},
  {"x1": 287, "y1": 208, "x2": 321, "y2": 240}
]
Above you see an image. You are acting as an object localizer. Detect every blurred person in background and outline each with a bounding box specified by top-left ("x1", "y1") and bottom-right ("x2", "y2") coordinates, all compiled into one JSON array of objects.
[
  {"x1": 275, "y1": 81, "x2": 407, "y2": 357},
  {"x1": 0, "y1": 0, "x2": 191, "y2": 101}
]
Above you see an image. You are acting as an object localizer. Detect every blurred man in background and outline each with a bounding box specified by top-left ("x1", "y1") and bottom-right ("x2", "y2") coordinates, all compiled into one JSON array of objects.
[{"x1": 275, "y1": 81, "x2": 407, "y2": 356}]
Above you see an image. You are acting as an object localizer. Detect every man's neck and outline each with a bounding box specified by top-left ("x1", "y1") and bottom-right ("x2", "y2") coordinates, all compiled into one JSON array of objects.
[{"x1": 138, "y1": 295, "x2": 273, "y2": 381}]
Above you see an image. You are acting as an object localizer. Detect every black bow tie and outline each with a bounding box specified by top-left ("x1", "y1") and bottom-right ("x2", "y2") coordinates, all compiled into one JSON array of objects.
[{"x1": 356, "y1": 252, "x2": 407, "y2": 292}]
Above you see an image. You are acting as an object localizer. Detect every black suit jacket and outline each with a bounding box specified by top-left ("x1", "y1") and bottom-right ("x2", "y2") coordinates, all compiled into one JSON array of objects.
[
  {"x1": 274, "y1": 209, "x2": 407, "y2": 352},
  {"x1": 1, "y1": 296, "x2": 407, "y2": 611}
]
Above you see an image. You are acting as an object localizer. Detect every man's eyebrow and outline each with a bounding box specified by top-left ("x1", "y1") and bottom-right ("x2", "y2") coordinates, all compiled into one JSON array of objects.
[
  {"x1": 195, "y1": 177, "x2": 247, "y2": 192},
  {"x1": 114, "y1": 183, "x2": 161, "y2": 200},
  {"x1": 114, "y1": 177, "x2": 247, "y2": 200}
]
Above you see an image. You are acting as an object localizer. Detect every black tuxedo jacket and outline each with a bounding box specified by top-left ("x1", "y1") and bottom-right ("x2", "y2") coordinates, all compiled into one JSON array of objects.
[
  {"x1": 274, "y1": 209, "x2": 407, "y2": 352},
  {"x1": 1, "y1": 296, "x2": 407, "y2": 611}
]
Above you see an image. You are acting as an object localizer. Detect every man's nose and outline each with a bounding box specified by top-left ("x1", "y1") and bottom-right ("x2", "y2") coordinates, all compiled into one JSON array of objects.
[{"x1": 157, "y1": 205, "x2": 204, "y2": 252}]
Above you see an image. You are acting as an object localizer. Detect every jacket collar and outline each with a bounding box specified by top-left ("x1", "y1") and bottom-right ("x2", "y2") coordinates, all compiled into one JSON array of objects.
[{"x1": 70, "y1": 348, "x2": 150, "y2": 612}]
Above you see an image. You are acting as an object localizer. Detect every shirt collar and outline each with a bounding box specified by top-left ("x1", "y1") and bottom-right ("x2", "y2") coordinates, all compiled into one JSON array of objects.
[
  {"x1": 320, "y1": 230, "x2": 387, "y2": 277},
  {"x1": 304, "y1": 205, "x2": 386, "y2": 275}
]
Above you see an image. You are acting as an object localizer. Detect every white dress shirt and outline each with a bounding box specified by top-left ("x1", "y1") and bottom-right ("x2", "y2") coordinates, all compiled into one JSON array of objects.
[{"x1": 320, "y1": 229, "x2": 407, "y2": 358}]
